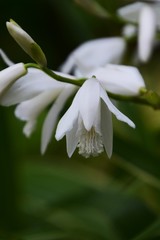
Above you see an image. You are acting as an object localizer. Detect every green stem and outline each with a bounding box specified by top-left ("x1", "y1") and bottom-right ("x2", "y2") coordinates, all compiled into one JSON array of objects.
[
  {"x1": 42, "y1": 67, "x2": 86, "y2": 86},
  {"x1": 25, "y1": 63, "x2": 160, "y2": 110},
  {"x1": 25, "y1": 63, "x2": 86, "y2": 86},
  {"x1": 108, "y1": 89, "x2": 160, "y2": 109}
]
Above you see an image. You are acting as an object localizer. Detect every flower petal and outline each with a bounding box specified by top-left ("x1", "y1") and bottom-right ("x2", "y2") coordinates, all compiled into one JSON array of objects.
[
  {"x1": 60, "y1": 55, "x2": 75, "y2": 74},
  {"x1": 66, "y1": 119, "x2": 79, "y2": 158},
  {"x1": 93, "y1": 64, "x2": 145, "y2": 96},
  {"x1": 101, "y1": 100, "x2": 113, "y2": 158},
  {"x1": 153, "y1": 3, "x2": 160, "y2": 28},
  {"x1": 55, "y1": 93, "x2": 79, "y2": 140},
  {"x1": 0, "y1": 68, "x2": 64, "y2": 106},
  {"x1": 100, "y1": 87, "x2": 135, "y2": 128},
  {"x1": 78, "y1": 78, "x2": 100, "y2": 131},
  {"x1": 0, "y1": 49, "x2": 14, "y2": 66},
  {"x1": 117, "y1": 2, "x2": 145, "y2": 23},
  {"x1": 61, "y1": 38, "x2": 126, "y2": 76},
  {"x1": 41, "y1": 86, "x2": 76, "y2": 154},
  {"x1": 23, "y1": 119, "x2": 37, "y2": 137},
  {"x1": 15, "y1": 89, "x2": 60, "y2": 121},
  {"x1": 0, "y1": 63, "x2": 27, "y2": 96},
  {"x1": 138, "y1": 5, "x2": 156, "y2": 62}
]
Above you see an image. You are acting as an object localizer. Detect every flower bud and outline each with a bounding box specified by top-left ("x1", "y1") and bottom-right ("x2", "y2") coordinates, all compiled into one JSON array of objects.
[
  {"x1": 6, "y1": 19, "x2": 47, "y2": 67},
  {"x1": 0, "y1": 63, "x2": 27, "y2": 95}
]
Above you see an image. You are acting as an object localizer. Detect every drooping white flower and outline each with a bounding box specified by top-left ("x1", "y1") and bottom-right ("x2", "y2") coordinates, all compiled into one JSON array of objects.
[
  {"x1": 0, "y1": 68, "x2": 65, "y2": 106},
  {"x1": 60, "y1": 37, "x2": 126, "y2": 77},
  {"x1": 0, "y1": 63, "x2": 27, "y2": 96},
  {"x1": 0, "y1": 67, "x2": 77, "y2": 153},
  {"x1": 118, "y1": 1, "x2": 160, "y2": 62},
  {"x1": 56, "y1": 62, "x2": 145, "y2": 158}
]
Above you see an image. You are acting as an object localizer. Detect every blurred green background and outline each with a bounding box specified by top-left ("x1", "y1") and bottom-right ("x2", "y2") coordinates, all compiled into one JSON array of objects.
[{"x1": 1, "y1": 0, "x2": 160, "y2": 239}]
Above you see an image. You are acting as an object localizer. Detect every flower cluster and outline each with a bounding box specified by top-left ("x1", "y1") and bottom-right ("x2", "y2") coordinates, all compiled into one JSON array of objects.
[{"x1": 1, "y1": 7, "x2": 157, "y2": 159}]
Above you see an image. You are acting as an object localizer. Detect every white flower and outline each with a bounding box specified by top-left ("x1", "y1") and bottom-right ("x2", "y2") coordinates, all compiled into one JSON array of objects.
[
  {"x1": 0, "y1": 68, "x2": 64, "y2": 106},
  {"x1": 56, "y1": 63, "x2": 145, "y2": 158},
  {"x1": 60, "y1": 37, "x2": 126, "y2": 77},
  {"x1": 118, "y1": 1, "x2": 160, "y2": 62},
  {"x1": 0, "y1": 63, "x2": 27, "y2": 96},
  {"x1": 0, "y1": 67, "x2": 77, "y2": 153}
]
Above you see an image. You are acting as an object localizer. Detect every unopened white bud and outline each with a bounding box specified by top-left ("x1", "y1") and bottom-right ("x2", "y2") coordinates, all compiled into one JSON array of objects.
[{"x1": 6, "y1": 19, "x2": 47, "y2": 67}]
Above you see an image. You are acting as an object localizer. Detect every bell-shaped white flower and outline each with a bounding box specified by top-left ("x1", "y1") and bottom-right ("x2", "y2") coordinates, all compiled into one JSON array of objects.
[
  {"x1": 55, "y1": 77, "x2": 135, "y2": 158},
  {"x1": 0, "y1": 63, "x2": 27, "y2": 96},
  {"x1": 60, "y1": 37, "x2": 126, "y2": 77},
  {"x1": 56, "y1": 63, "x2": 146, "y2": 158},
  {"x1": 118, "y1": 1, "x2": 160, "y2": 62}
]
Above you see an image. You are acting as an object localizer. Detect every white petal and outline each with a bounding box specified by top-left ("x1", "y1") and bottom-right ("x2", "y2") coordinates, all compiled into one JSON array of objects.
[
  {"x1": 153, "y1": 3, "x2": 160, "y2": 28},
  {"x1": 60, "y1": 55, "x2": 75, "y2": 74},
  {"x1": 15, "y1": 89, "x2": 61, "y2": 121},
  {"x1": 41, "y1": 86, "x2": 76, "y2": 154},
  {"x1": 55, "y1": 93, "x2": 79, "y2": 140},
  {"x1": 100, "y1": 87, "x2": 135, "y2": 128},
  {"x1": 78, "y1": 78, "x2": 100, "y2": 131},
  {"x1": 66, "y1": 119, "x2": 79, "y2": 158},
  {"x1": 138, "y1": 5, "x2": 156, "y2": 62},
  {"x1": 0, "y1": 49, "x2": 14, "y2": 66},
  {"x1": 0, "y1": 68, "x2": 64, "y2": 106},
  {"x1": 92, "y1": 64, "x2": 145, "y2": 96},
  {"x1": 101, "y1": 100, "x2": 113, "y2": 158},
  {"x1": 61, "y1": 38, "x2": 126, "y2": 76},
  {"x1": 117, "y1": 2, "x2": 145, "y2": 23},
  {"x1": 0, "y1": 63, "x2": 27, "y2": 96},
  {"x1": 23, "y1": 120, "x2": 37, "y2": 137}
]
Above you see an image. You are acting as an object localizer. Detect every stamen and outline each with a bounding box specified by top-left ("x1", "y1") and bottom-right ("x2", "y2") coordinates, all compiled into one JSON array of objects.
[{"x1": 77, "y1": 126, "x2": 104, "y2": 158}]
